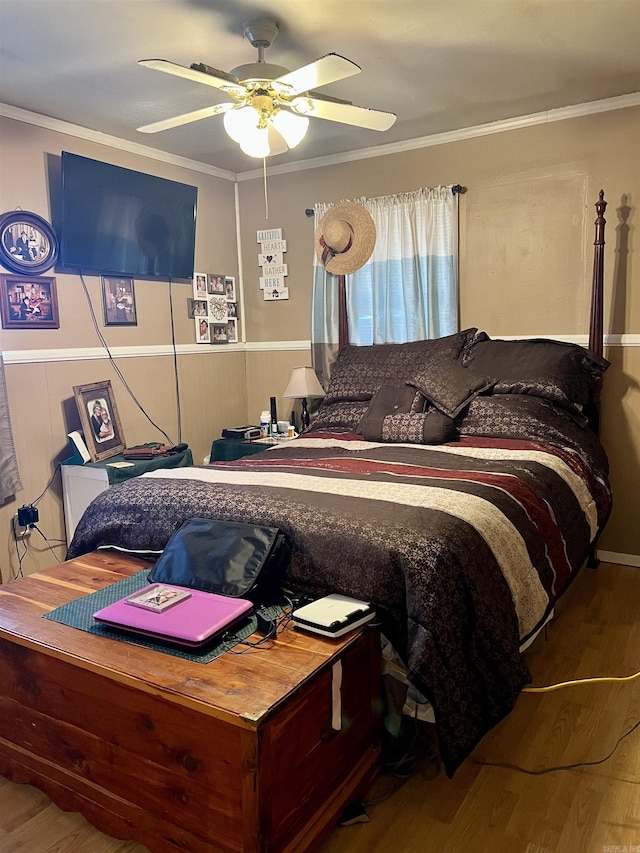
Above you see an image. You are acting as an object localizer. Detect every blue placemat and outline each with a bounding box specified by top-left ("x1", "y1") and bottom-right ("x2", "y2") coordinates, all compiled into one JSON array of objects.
[{"x1": 43, "y1": 568, "x2": 280, "y2": 663}]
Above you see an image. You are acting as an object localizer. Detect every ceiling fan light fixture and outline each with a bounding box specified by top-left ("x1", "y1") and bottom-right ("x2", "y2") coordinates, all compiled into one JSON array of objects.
[
  {"x1": 270, "y1": 110, "x2": 309, "y2": 149},
  {"x1": 239, "y1": 125, "x2": 270, "y2": 158},
  {"x1": 223, "y1": 105, "x2": 260, "y2": 143}
]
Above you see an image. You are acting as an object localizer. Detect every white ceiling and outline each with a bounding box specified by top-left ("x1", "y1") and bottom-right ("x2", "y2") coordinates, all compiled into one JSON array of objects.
[{"x1": 1, "y1": 0, "x2": 639, "y2": 175}]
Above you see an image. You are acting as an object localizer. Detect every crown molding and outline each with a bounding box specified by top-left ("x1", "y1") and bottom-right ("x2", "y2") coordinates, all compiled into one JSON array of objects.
[
  {"x1": 236, "y1": 92, "x2": 640, "y2": 180},
  {"x1": 2, "y1": 92, "x2": 638, "y2": 183},
  {"x1": 0, "y1": 103, "x2": 235, "y2": 181}
]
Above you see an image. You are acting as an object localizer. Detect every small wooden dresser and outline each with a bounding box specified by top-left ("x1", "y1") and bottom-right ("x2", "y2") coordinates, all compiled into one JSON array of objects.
[{"x1": 0, "y1": 551, "x2": 381, "y2": 852}]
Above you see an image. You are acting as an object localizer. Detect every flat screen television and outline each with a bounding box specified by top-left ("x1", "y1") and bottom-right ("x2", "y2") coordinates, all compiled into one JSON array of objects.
[{"x1": 60, "y1": 152, "x2": 197, "y2": 279}]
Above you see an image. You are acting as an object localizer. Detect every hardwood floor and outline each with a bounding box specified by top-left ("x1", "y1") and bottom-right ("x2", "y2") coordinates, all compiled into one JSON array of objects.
[{"x1": 1, "y1": 562, "x2": 638, "y2": 852}]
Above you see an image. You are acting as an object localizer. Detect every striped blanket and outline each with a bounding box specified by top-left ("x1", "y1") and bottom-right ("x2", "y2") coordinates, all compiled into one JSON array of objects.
[{"x1": 68, "y1": 427, "x2": 611, "y2": 776}]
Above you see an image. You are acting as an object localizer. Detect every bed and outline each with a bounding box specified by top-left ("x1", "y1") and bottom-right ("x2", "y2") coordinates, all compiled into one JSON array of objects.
[{"x1": 66, "y1": 192, "x2": 612, "y2": 779}]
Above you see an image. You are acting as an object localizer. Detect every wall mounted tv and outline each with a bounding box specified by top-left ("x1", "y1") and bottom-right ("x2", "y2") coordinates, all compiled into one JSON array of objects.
[{"x1": 61, "y1": 152, "x2": 197, "y2": 280}]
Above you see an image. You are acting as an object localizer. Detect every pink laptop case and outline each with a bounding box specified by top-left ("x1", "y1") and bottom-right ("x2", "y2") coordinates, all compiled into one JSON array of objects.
[{"x1": 93, "y1": 584, "x2": 253, "y2": 647}]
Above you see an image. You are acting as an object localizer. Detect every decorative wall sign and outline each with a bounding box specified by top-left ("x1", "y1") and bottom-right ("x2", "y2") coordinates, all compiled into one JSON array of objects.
[
  {"x1": 257, "y1": 228, "x2": 282, "y2": 242},
  {"x1": 0, "y1": 210, "x2": 59, "y2": 275},
  {"x1": 257, "y1": 226, "x2": 289, "y2": 302},
  {"x1": 258, "y1": 252, "x2": 283, "y2": 267},
  {"x1": 0, "y1": 274, "x2": 60, "y2": 329},
  {"x1": 259, "y1": 275, "x2": 286, "y2": 290},
  {"x1": 264, "y1": 286, "x2": 290, "y2": 301}
]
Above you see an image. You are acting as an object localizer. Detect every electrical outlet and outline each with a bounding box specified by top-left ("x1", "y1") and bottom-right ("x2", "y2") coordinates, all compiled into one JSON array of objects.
[{"x1": 13, "y1": 513, "x2": 31, "y2": 539}]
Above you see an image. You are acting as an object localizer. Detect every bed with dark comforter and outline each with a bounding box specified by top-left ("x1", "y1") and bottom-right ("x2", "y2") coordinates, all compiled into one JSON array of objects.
[{"x1": 67, "y1": 329, "x2": 612, "y2": 777}]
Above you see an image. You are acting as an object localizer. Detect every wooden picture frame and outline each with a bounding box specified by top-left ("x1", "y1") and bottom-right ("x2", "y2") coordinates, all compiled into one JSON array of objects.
[
  {"x1": 73, "y1": 380, "x2": 126, "y2": 462},
  {"x1": 101, "y1": 276, "x2": 137, "y2": 326},
  {"x1": 0, "y1": 274, "x2": 60, "y2": 329}
]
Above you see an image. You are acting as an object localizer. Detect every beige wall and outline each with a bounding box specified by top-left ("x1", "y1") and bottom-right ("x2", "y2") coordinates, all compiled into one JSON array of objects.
[
  {"x1": 0, "y1": 116, "x2": 244, "y2": 580},
  {"x1": 1, "y1": 104, "x2": 638, "y2": 580},
  {"x1": 237, "y1": 106, "x2": 639, "y2": 560}
]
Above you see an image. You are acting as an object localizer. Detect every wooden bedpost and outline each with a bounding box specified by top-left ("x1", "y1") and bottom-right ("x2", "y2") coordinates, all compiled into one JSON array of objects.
[
  {"x1": 587, "y1": 190, "x2": 607, "y2": 568},
  {"x1": 586, "y1": 190, "x2": 607, "y2": 436},
  {"x1": 338, "y1": 273, "x2": 348, "y2": 350},
  {"x1": 588, "y1": 190, "x2": 607, "y2": 359}
]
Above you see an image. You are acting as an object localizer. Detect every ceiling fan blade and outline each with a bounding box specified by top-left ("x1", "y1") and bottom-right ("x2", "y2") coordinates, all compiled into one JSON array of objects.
[
  {"x1": 137, "y1": 102, "x2": 232, "y2": 133},
  {"x1": 292, "y1": 96, "x2": 397, "y2": 131},
  {"x1": 138, "y1": 59, "x2": 244, "y2": 96},
  {"x1": 267, "y1": 125, "x2": 290, "y2": 156},
  {"x1": 273, "y1": 53, "x2": 360, "y2": 97}
]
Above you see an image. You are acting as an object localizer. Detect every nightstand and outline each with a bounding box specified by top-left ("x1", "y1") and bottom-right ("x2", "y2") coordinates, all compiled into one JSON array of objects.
[
  {"x1": 209, "y1": 438, "x2": 272, "y2": 462},
  {"x1": 61, "y1": 446, "x2": 193, "y2": 542}
]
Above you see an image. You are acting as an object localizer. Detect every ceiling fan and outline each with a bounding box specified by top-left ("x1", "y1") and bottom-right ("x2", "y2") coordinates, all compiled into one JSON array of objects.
[{"x1": 137, "y1": 17, "x2": 397, "y2": 158}]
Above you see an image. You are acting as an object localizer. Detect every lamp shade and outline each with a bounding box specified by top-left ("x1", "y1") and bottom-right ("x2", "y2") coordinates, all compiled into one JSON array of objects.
[{"x1": 282, "y1": 367, "x2": 326, "y2": 400}]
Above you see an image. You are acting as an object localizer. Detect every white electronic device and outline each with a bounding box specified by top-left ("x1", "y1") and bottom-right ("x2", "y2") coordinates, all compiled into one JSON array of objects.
[{"x1": 292, "y1": 594, "x2": 375, "y2": 638}]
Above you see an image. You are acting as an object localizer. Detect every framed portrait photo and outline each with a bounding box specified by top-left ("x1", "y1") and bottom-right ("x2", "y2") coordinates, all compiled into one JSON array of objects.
[
  {"x1": 195, "y1": 317, "x2": 210, "y2": 344},
  {"x1": 0, "y1": 210, "x2": 59, "y2": 276},
  {"x1": 193, "y1": 272, "x2": 207, "y2": 299},
  {"x1": 0, "y1": 274, "x2": 59, "y2": 329},
  {"x1": 207, "y1": 274, "x2": 226, "y2": 296},
  {"x1": 102, "y1": 276, "x2": 137, "y2": 326},
  {"x1": 226, "y1": 317, "x2": 238, "y2": 343},
  {"x1": 73, "y1": 380, "x2": 125, "y2": 462},
  {"x1": 225, "y1": 277, "x2": 236, "y2": 302},
  {"x1": 211, "y1": 323, "x2": 229, "y2": 344}
]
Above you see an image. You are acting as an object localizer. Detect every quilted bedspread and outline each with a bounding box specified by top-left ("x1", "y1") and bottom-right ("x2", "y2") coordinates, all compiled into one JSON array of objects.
[{"x1": 68, "y1": 411, "x2": 611, "y2": 776}]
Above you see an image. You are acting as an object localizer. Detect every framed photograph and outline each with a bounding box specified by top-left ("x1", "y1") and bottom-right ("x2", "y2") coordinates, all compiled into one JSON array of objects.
[
  {"x1": 207, "y1": 274, "x2": 226, "y2": 295},
  {"x1": 187, "y1": 298, "x2": 207, "y2": 318},
  {"x1": 101, "y1": 276, "x2": 137, "y2": 326},
  {"x1": 0, "y1": 274, "x2": 59, "y2": 329},
  {"x1": 225, "y1": 277, "x2": 236, "y2": 302},
  {"x1": 211, "y1": 323, "x2": 229, "y2": 344},
  {"x1": 73, "y1": 380, "x2": 126, "y2": 462},
  {"x1": 196, "y1": 317, "x2": 210, "y2": 343},
  {"x1": 0, "y1": 210, "x2": 59, "y2": 275},
  {"x1": 226, "y1": 318, "x2": 238, "y2": 343},
  {"x1": 193, "y1": 272, "x2": 207, "y2": 299}
]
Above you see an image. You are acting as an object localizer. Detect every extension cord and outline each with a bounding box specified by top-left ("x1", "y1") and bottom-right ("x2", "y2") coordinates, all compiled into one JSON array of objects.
[{"x1": 523, "y1": 669, "x2": 640, "y2": 692}]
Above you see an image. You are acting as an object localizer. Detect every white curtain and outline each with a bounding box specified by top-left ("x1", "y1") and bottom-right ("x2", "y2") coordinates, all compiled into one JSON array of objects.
[
  {"x1": 311, "y1": 186, "x2": 459, "y2": 384},
  {"x1": 0, "y1": 351, "x2": 22, "y2": 503}
]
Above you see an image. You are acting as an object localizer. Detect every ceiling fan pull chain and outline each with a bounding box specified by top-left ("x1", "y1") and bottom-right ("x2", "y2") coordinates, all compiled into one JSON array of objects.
[{"x1": 263, "y1": 157, "x2": 269, "y2": 219}]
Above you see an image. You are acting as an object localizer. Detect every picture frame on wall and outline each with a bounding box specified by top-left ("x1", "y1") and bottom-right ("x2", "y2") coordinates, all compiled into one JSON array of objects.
[
  {"x1": 211, "y1": 323, "x2": 228, "y2": 344},
  {"x1": 101, "y1": 276, "x2": 137, "y2": 326},
  {"x1": 73, "y1": 380, "x2": 126, "y2": 462},
  {"x1": 187, "y1": 298, "x2": 207, "y2": 319},
  {"x1": 225, "y1": 277, "x2": 236, "y2": 301},
  {"x1": 226, "y1": 317, "x2": 238, "y2": 343},
  {"x1": 196, "y1": 317, "x2": 210, "y2": 344},
  {"x1": 0, "y1": 210, "x2": 59, "y2": 276},
  {"x1": 0, "y1": 274, "x2": 60, "y2": 329}
]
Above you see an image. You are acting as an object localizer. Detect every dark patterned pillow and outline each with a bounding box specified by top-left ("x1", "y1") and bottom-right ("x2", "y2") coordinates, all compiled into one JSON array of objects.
[
  {"x1": 461, "y1": 333, "x2": 609, "y2": 407},
  {"x1": 407, "y1": 353, "x2": 496, "y2": 418},
  {"x1": 324, "y1": 329, "x2": 478, "y2": 404},
  {"x1": 359, "y1": 384, "x2": 425, "y2": 440},
  {"x1": 377, "y1": 411, "x2": 456, "y2": 444},
  {"x1": 305, "y1": 400, "x2": 370, "y2": 433}
]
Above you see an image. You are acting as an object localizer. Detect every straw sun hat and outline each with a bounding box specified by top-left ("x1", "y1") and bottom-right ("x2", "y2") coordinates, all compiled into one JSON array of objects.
[{"x1": 315, "y1": 202, "x2": 376, "y2": 275}]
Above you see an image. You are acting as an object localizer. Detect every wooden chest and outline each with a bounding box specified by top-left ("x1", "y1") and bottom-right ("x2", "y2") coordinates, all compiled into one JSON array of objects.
[{"x1": 0, "y1": 551, "x2": 381, "y2": 852}]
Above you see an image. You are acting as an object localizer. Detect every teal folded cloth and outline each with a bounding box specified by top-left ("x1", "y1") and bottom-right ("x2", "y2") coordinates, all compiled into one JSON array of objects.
[{"x1": 43, "y1": 567, "x2": 282, "y2": 663}]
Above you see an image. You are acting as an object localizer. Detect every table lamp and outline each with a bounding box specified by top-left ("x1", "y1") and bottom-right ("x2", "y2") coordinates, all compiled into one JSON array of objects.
[{"x1": 282, "y1": 367, "x2": 326, "y2": 430}]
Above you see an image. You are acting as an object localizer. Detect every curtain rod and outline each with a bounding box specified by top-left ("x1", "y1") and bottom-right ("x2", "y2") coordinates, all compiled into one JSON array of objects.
[{"x1": 304, "y1": 184, "x2": 466, "y2": 216}]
